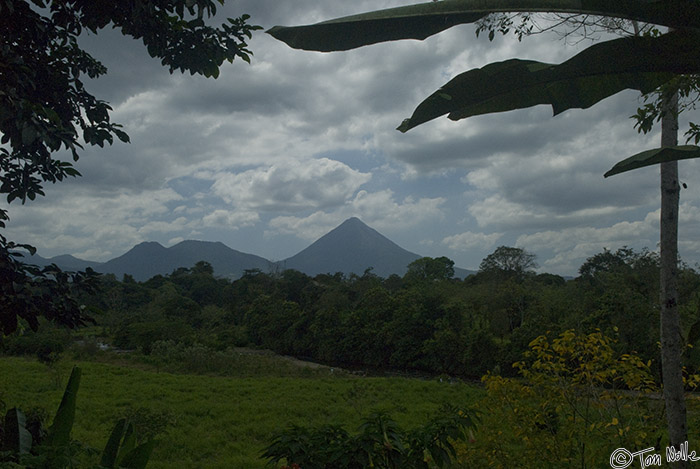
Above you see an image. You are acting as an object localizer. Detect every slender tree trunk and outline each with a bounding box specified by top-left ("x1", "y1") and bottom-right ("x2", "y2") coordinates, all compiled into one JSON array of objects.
[{"x1": 660, "y1": 88, "x2": 687, "y2": 463}]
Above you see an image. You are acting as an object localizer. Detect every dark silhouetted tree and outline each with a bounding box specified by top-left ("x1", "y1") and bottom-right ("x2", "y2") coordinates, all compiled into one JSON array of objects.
[{"x1": 1, "y1": 1, "x2": 260, "y2": 334}]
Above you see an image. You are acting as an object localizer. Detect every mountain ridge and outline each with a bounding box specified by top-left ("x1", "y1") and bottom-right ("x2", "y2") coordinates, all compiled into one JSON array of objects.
[
  {"x1": 26, "y1": 218, "x2": 475, "y2": 281},
  {"x1": 281, "y1": 217, "x2": 422, "y2": 278}
]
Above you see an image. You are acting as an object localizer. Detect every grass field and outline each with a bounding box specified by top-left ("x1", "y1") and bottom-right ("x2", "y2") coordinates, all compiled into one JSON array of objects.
[{"x1": 0, "y1": 356, "x2": 483, "y2": 468}]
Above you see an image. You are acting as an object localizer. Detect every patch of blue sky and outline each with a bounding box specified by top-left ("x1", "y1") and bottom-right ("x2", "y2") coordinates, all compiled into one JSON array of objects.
[{"x1": 167, "y1": 175, "x2": 214, "y2": 199}]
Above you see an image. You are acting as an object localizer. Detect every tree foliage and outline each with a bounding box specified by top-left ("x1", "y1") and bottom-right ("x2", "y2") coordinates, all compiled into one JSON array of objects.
[
  {"x1": 405, "y1": 256, "x2": 455, "y2": 282},
  {"x1": 7, "y1": 252, "x2": 700, "y2": 465},
  {"x1": 0, "y1": 239, "x2": 99, "y2": 334},
  {"x1": 0, "y1": 0, "x2": 260, "y2": 335},
  {"x1": 33, "y1": 247, "x2": 697, "y2": 383},
  {"x1": 262, "y1": 407, "x2": 478, "y2": 469},
  {"x1": 459, "y1": 330, "x2": 663, "y2": 468},
  {"x1": 478, "y1": 246, "x2": 537, "y2": 280}
]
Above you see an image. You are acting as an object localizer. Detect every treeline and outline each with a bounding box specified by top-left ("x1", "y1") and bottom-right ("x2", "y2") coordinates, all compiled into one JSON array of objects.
[{"x1": 10, "y1": 246, "x2": 700, "y2": 380}]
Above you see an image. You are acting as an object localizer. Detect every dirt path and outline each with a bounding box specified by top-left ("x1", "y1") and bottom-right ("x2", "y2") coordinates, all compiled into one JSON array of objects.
[{"x1": 232, "y1": 347, "x2": 339, "y2": 371}]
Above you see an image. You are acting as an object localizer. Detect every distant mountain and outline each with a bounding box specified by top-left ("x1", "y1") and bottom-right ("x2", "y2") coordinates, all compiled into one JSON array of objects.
[
  {"x1": 99, "y1": 240, "x2": 271, "y2": 281},
  {"x1": 25, "y1": 253, "x2": 103, "y2": 271},
  {"x1": 452, "y1": 266, "x2": 474, "y2": 279},
  {"x1": 49, "y1": 254, "x2": 104, "y2": 271},
  {"x1": 280, "y1": 217, "x2": 423, "y2": 278},
  {"x1": 98, "y1": 241, "x2": 170, "y2": 280},
  {"x1": 168, "y1": 240, "x2": 271, "y2": 279},
  {"x1": 21, "y1": 218, "x2": 474, "y2": 281},
  {"x1": 280, "y1": 218, "x2": 474, "y2": 278}
]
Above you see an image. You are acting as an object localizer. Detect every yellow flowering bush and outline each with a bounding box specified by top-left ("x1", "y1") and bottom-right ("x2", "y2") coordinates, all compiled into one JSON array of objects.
[{"x1": 456, "y1": 330, "x2": 664, "y2": 468}]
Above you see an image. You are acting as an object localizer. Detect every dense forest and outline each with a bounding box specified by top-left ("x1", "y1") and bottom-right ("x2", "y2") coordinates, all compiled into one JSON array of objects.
[{"x1": 5, "y1": 245, "x2": 699, "y2": 382}]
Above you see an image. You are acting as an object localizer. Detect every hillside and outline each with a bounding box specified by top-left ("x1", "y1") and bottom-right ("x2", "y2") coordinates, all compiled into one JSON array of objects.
[
  {"x1": 99, "y1": 240, "x2": 271, "y2": 281},
  {"x1": 24, "y1": 218, "x2": 474, "y2": 280},
  {"x1": 280, "y1": 217, "x2": 422, "y2": 278}
]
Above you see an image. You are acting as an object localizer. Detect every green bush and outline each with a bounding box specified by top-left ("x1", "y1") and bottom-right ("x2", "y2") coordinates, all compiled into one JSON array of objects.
[
  {"x1": 262, "y1": 406, "x2": 478, "y2": 469},
  {"x1": 148, "y1": 341, "x2": 231, "y2": 374},
  {"x1": 2, "y1": 326, "x2": 72, "y2": 365},
  {"x1": 69, "y1": 337, "x2": 104, "y2": 360},
  {"x1": 455, "y1": 330, "x2": 664, "y2": 468},
  {"x1": 113, "y1": 320, "x2": 194, "y2": 354},
  {"x1": 144, "y1": 340, "x2": 327, "y2": 378}
]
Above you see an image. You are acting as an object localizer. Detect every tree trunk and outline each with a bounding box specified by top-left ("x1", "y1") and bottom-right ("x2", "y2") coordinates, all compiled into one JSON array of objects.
[{"x1": 660, "y1": 88, "x2": 687, "y2": 463}]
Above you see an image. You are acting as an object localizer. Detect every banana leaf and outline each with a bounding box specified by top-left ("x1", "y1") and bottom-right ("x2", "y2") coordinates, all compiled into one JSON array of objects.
[
  {"x1": 268, "y1": 0, "x2": 700, "y2": 52},
  {"x1": 398, "y1": 30, "x2": 700, "y2": 131},
  {"x1": 3, "y1": 408, "x2": 33, "y2": 455},
  {"x1": 604, "y1": 145, "x2": 700, "y2": 177},
  {"x1": 100, "y1": 418, "x2": 155, "y2": 469},
  {"x1": 44, "y1": 366, "x2": 81, "y2": 448}
]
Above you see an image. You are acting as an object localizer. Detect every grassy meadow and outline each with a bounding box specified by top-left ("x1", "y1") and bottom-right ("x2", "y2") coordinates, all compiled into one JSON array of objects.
[{"x1": 0, "y1": 355, "x2": 483, "y2": 468}]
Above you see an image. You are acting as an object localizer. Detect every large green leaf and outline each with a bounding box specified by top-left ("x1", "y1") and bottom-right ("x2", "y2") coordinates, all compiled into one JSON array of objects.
[
  {"x1": 100, "y1": 418, "x2": 154, "y2": 469},
  {"x1": 116, "y1": 422, "x2": 138, "y2": 467},
  {"x1": 100, "y1": 418, "x2": 128, "y2": 468},
  {"x1": 604, "y1": 145, "x2": 700, "y2": 177},
  {"x1": 44, "y1": 366, "x2": 81, "y2": 449},
  {"x1": 397, "y1": 30, "x2": 700, "y2": 131},
  {"x1": 267, "y1": 0, "x2": 700, "y2": 52},
  {"x1": 119, "y1": 440, "x2": 156, "y2": 469},
  {"x1": 3, "y1": 408, "x2": 33, "y2": 455}
]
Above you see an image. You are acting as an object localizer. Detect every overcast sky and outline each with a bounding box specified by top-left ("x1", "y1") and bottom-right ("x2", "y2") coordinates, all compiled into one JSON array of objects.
[{"x1": 4, "y1": 0, "x2": 700, "y2": 276}]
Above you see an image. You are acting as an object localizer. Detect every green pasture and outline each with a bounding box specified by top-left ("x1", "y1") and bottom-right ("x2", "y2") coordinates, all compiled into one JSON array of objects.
[{"x1": 0, "y1": 356, "x2": 483, "y2": 468}]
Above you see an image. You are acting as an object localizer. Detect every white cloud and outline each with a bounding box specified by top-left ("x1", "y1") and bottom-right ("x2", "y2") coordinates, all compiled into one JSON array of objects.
[
  {"x1": 4, "y1": 187, "x2": 185, "y2": 261},
  {"x1": 167, "y1": 237, "x2": 185, "y2": 246},
  {"x1": 267, "y1": 189, "x2": 446, "y2": 240},
  {"x1": 350, "y1": 190, "x2": 446, "y2": 230},
  {"x1": 138, "y1": 217, "x2": 194, "y2": 235},
  {"x1": 211, "y1": 158, "x2": 371, "y2": 212},
  {"x1": 468, "y1": 195, "x2": 541, "y2": 229},
  {"x1": 442, "y1": 231, "x2": 503, "y2": 251},
  {"x1": 202, "y1": 209, "x2": 260, "y2": 228},
  {"x1": 515, "y1": 211, "x2": 659, "y2": 274},
  {"x1": 468, "y1": 193, "x2": 640, "y2": 232},
  {"x1": 267, "y1": 212, "x2": 342, "y2": 241}
]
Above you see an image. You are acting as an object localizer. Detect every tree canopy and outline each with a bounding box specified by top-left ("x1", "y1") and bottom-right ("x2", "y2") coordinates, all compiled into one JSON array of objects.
[
  {"x1": 478, "y1": 246, "x2": 538, "y2": 280},
  {"x1": 0, "y1": 0, "x2": 260, "y2": 334},
  {"x1": 405, "y1": 256, "x2": 455, "y2": 282}
]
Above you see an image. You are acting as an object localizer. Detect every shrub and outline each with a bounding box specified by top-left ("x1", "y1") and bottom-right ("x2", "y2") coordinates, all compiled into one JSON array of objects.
[
  {"x1": 2, "y1": 326, "x2": 72, "y2": 364},
  {"x1": 69, "y1": 336, "x2": 103, "y2": 360},
  {"x1": 113, "y1": 319, "x2": 193, "y2": 354},
  {"x1": 263, "y1": 406, "x2": 478, "y2": 468},
  {"x1": 456, "y1": 329, "x2": 664, "y2": 468}
]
